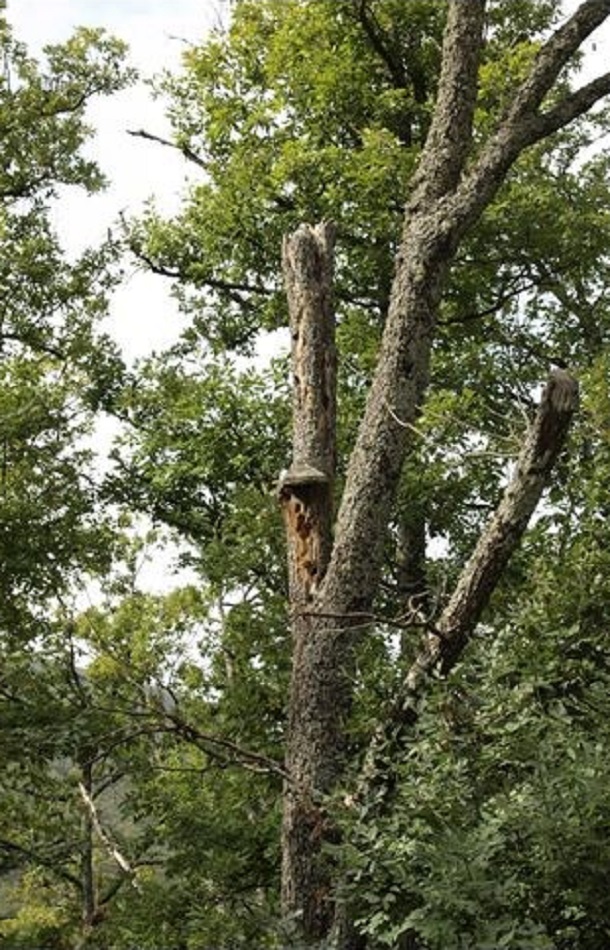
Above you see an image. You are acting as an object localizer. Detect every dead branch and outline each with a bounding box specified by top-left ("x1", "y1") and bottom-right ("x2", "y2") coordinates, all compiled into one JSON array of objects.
[
  {"x1": 77, "y1": 782, "x2": 141, "y2": 890},
  {"x1": 127, "y1": 127, "x2": 207, "y2": 169},
  {"x1": 358, "y1": 368, "x2": 579, "y2": 798},
  {"x1": 166, "y1": 713, "x2": 289, "y2": 780}
]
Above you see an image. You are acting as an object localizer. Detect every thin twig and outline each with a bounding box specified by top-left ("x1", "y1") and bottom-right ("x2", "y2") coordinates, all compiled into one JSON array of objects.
[
  {"x1": 166, "y1": 713, "x2": 289, "y2": 780},
  {"x1": 127, "y1": 127, "x2": 207, "y2": 169}
]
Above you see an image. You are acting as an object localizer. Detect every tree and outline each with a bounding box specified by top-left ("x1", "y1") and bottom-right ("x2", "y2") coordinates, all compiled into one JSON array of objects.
[
  {"x1": 122, "y1": 1, "x2": 610, "y2": 946},
  {"x1": 0, "y1": 13, "x2": 136, "y2": 948},
  {"x1": 277, "y1": 3, "x2": 609, "y2": 941},
  {"x1": 4, "y1": 0, "x2": 607, "y2": 946}
]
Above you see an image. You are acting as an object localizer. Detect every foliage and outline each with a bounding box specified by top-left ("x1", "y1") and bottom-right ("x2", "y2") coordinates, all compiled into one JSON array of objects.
[
  {"x1": 3, "y1": 1, "x2": 610, "y2": 948},
  {"x1": 118, "y1": 1, "x2": 610, "y2": 946},
  {"x1": 0, "y1": 11, "x2": 140, "y2": 949}
]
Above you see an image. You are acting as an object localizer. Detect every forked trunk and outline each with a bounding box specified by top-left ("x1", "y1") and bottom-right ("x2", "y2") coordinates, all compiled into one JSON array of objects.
[{"x1": 278, "y1": 2, "x2": 610, "y2": 944}]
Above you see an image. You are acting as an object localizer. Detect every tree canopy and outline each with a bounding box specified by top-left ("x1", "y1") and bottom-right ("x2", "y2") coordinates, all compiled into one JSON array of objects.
[{"x1": 2, "y1": 2, "x2": 610, "y2": 948}]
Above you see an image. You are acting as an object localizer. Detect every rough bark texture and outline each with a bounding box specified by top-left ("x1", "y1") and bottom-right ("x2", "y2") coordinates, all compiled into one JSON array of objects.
[
  {"x1": 280, "y1": 222, "x2": 336, "y2": 606},
  {"x1": 320, "y1": 0, "x2": 487, "y2": 621},
  {"x1": 279, "y1": 1, "x2": 610, "y2": 944},
  {"x1": 434, "y1": 370, "x2": 579, "y2": 673},
  {"x1": 280, "y1": 223, "x2": 341, "y2": 939},
  {"x1": 359, "y1": 369, "x2": 579, "y2": 798}
]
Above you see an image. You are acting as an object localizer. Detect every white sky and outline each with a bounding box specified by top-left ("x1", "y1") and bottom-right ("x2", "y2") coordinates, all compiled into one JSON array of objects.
[
  {"x1": 6, "y1": 1, "x2": 229, "y2": 593},
  {"x1": 9, "y1": 0, "x2": 230, "y2": 360}
]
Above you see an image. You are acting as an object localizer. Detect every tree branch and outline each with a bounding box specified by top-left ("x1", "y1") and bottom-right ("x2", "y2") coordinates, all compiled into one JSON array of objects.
[
  {"x1": 0, "y1": 837, "x2": 82, "y2": 889},
  {"x1": 359, "y1": 369, "x2": 579, "y2": 797},
  {"x1": 455, "y1": 2, "x2": 610, "y2": 231},
  {"x1": 533, "y1": 69, "x2": 610, "y2": 139},
  {"x1": 440, "y1": 276, "x2": 538, "y2": 325},
  {"x1": 166, "y1": 713, "x2": 288, "y2": 780},
  {"x1": 77, "y1": 781, "x2": 141, "y2": 889},
  {"x1": 410, "y1": 0, "x2": 486, "y2": 203},
  {"x1": 507, "y1": 0, "x2": 610, "y2": 122},
  {"x1": 131, "y1": 245, "x2": 272, "y2": 304},
  {"x1": 428, "y1": 368, "x2": 577, "y2": 671},
  {"x1": 353, "y1": 0, "x2": 408, "y2": 90},
  {"x1": 127, "y1": 127, "x2": 207, "y2": 169}
]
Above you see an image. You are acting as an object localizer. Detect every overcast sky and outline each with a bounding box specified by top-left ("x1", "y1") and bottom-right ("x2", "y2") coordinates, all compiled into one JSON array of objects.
[{"x1": 8, "y1": 0, "x2": 228, "y2": 360}]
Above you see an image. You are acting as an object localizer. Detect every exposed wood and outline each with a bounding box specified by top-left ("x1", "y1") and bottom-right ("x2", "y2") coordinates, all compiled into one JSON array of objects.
[
  {"x1": 280, "y1": 222, "x2": 340, "y2": 938},
  {"x1": 80, "y1": 760, "x2": 97, "y2": 928},
  {"x1": 280, "y1": 221, "x2": 336, "y2": 605},
  {"x1": 77, "y1": 780, "x2": 141, "y2": 890}
]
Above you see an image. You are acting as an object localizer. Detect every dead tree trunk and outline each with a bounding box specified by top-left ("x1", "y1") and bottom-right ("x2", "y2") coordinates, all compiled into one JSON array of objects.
[
  {"x1": 279, "y1": 1, "x2": 610, "y2": 945},
  {"x1": 280, "y1": 222, "x2": 340, "y2": 939}
]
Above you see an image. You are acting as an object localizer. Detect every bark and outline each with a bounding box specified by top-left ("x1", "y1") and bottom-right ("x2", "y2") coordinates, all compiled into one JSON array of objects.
[
  {"x1": 280, "y1": 223, "x2": 341, "y2": 939},
  {"x1": 80, "y1": 760, "x2": 97, "y2": 929},
  {"x1": 282, "y1": 31, "x2": 487, "y2": 934},
  {"x1": 280, "y1": 222, "x2": 336, "y2": 607},
  {"x1": 434, "y1": 371, "x2": 578, "y2": 672},
  {"x1": 320, "y1": 0, "x2": 487, "y2": 619},
  {"x1": 280, "y1": 1, "x2": 610, "y2": 944},
  {"x1": 359, "y1": 369, "x2": 579, "y2": 797}
]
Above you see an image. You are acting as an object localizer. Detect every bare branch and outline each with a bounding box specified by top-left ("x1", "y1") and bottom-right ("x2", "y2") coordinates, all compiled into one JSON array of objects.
[
  {"x1": 77, "y1": 781, "x2": 141, "y2": 889},
  {"x1": 0, "y1": 836, "x2": 82, "y2": 889},
  {"x1": 0, "y1": 330, "x2": 65, "y2": 361},
  {"x1": 433, "y1": 368, "x2": 579, "y2": 673},
  {"x1": 128, "y1": 246, "x2": 181, "y2": 279},
  {"x1": 131, "y1": 245, "x2": 272, "y2": 303},
  {"x1": 533, "y1": 69, "x2": 610, "y2": 139},
  {"x1": 507, "y1": 0, "x2": 610, "y2": 122},
  {"x1": 456, "y1": 2, "x2": 610, "y2": 229},
  {"x1": 127, "y1": 127, "x2": 207, "y2": 170},
  {"x1": 440, "y1": 277, "x2": 539, "y2": 325},
  {"x1": 359, "y1": 369, "x2": 579, "y2": 799},
  {"x1": 353, "y1": 0, "x2": 408, "y2": 91},
  {"x1": 166, "y1": 713, "x2": 289, "y2": 780}
]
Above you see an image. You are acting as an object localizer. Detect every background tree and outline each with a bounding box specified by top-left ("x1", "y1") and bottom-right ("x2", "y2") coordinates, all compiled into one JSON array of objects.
[{"x1": 0, "y1": 12, "x2": 139, "y2": 948}]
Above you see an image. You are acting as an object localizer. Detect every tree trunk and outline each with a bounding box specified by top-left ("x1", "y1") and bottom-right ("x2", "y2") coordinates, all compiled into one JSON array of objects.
[{"x1": 280, "y1": 222, "x2": 342, "y2": 939}]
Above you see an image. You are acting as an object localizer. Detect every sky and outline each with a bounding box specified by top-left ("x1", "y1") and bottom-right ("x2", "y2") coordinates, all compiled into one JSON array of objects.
[
  {"x1": 8, "y1": 0, "x2": 229, "y2": 360},
  {"x1": 6, "y1": 0, "x2": 231, "y2": 593}
]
